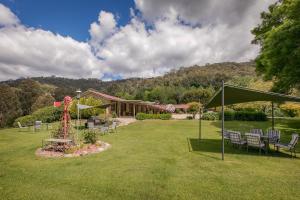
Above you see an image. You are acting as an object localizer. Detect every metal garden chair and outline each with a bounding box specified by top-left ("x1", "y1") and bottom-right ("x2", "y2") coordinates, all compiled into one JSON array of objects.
[
  {"x1": 229, "y1": 131, "x2": 246, "y2": 149},
  {"x1": 275, "y1": 134, "x2": 299, "y2": 157},
  {"x1": 245, "y1": 133, "x2": 266, "y2": 154}
]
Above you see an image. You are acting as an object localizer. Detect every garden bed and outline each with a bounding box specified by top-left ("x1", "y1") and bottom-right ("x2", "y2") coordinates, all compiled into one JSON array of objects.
[{"x1": 35, "y1": 141, "x2": 111, "y2": 158}]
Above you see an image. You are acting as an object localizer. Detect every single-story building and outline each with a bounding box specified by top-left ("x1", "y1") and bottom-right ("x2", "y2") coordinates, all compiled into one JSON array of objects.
[{"x1": 81, "y1": 89, "x2": 187, "y2": 117}]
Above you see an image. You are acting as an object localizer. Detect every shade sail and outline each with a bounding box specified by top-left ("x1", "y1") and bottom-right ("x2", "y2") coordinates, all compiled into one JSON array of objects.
[{"x1": 206, "y1": 85, "x2": 300, "y2": 108}]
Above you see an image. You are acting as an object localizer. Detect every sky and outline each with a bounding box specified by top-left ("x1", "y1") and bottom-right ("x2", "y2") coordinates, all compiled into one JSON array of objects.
[{"x1": 0, "y1": 0, "x2": 276, "y2": 81}]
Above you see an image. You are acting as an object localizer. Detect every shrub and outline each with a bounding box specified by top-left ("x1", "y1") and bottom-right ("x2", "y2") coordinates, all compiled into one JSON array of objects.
[
  {"x1": 219, "y1": 111, "x2": 267, "y2": 121},
  {"x1": 83, "y1": 130, "x2": 97, "y2": 144},
  {"x1": 14, "y1": 106, "x2": 63, "y2": 126},
  {"x1": 186, "y1": 116, "x2": 193, "y2": 120},
  {"x1": 202, "y1": 112, "x2": 219, "y2": 120},
  {"x1": 14, "y1": 115, "x2": 35, "y2": 126},
  {"x1": 135, "y1": 113, "x2": 171, "y2": 120}
]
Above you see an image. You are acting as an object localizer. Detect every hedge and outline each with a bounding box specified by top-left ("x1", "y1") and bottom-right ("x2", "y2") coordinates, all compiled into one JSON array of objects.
[
  {"x1": 219, "y1": 111, "x2": 267, "y2": 121},
  {"x1": 135, "y1": 113, "x2": 172, "y2": 120},
  {"x1": 202, "y1": 112, "x2": 219, "y2": 121},
  {"x1": 14, "y1": 106, "x2": 63, "y2": 126}
]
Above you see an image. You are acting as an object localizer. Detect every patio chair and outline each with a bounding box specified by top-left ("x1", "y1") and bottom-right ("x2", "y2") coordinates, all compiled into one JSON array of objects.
[
  {"x1": 266, "y1": 129, "x2": 281, "y2": 148},
  {"x1": 245, "y1": 133, "x2": 266, "y2": 154},
  {"x1": 222, "y1": 130, "x2": 231, "y2": 143},
  {"x1": 229, "y1": 131, "x2": 246, "y2": 149},
  {"x1": 275, "y1": 134, "x2": 299, "y2": 157},
  {"x1": 17, "y1": 122, "x2": 30, "y2": 132},
  {"x1": 109, "y1": 122, "x2": 117, "y2": 133},
  {"x1": 34, "y1": 121, "x2": 42, "y2": 132},
  {"x1": 250, "y1": 129, "x2": 263, "y2": 136},
  {"x1": 100, "y1": 126, "x2": 109, "y2": 135}
]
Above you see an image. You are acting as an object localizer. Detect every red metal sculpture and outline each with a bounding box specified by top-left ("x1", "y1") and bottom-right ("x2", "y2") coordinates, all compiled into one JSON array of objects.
[{"x1": 58, "y1": 96, "x2": 72, "y2": 139}]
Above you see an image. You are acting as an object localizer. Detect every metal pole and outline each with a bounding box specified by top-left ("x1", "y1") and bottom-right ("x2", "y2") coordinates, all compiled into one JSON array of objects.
[
  {"x1": 199, "y1": 101, "x2": 202, "y2": 142},
  {"x1": 221, "y1": 81, "x2": 225, "y2": 160},
  {"x1": 272, "y1": 101, "x2": 274, "y2": 130},
  {"x1": 77, "y1": 101, "x2": 79, "y2": 143}
]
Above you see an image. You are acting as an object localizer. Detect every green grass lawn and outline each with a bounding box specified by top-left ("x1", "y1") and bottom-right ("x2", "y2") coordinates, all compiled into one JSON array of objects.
[{"x1": 0, "y1": 119, "x2": 300, "y2": 200}]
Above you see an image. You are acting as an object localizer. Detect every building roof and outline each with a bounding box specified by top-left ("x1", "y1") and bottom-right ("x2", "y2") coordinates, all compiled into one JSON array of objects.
[
  {"x1": 82, "y1": 89, "x2": 125, "y2": 101},
  {"x1": 82, "y1": 89, "x2": 189, "y2": 112}
]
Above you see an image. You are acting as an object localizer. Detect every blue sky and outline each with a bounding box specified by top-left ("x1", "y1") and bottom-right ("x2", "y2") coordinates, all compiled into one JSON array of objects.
[
  {"x1": 0, "y1": 0, "x2": 275, "y2": 81},
  {"x1": 0, "y1": 0, "x2": 134, "y2": 41}
]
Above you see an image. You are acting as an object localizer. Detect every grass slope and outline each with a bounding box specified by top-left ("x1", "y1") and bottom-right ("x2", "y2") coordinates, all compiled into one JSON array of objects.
[{"x1": 0, "y1": 119, "x2": 300, "y2": 200}]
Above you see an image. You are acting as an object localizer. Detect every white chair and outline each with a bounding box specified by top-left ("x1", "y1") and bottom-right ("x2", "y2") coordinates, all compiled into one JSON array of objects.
[
  {"x1": 229, "y1": 131, "x2": 246, "y2": 149},
  {"x1": 17, "y1": 122, "x2": 30, "y2": 132},
  {"x1": 250, "y1": 129, "x2": 263, "y2": 136},
  {"x1": 245, "y1": 133, "x2": 266, "y2": 154},
  {"x1": 275, "y1": 134, "x2": 298, "y2": 157},
  {"x1": 267, "y1": 129, "x2": 281, "y2": 148}
]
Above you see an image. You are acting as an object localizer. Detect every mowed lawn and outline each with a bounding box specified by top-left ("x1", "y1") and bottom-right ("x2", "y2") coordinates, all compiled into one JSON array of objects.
[{"x1": 0, "y1": 119, "x2": 300, "y2": 200}]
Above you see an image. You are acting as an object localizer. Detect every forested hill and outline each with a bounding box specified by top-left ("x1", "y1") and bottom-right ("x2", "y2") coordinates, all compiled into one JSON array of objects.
[{"x1": 2, "y1": 61, "x2": 255, "y2": 100}]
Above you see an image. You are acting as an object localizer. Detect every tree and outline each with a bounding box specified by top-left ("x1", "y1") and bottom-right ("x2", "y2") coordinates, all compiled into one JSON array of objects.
[
  {"x1": 17, "y1": 79, "x2": 43, "y2": 115},
  {"x1": 0, "y1": 84, "x2": 22, "y2": 127},
  {"x1": 69, "y1": 97, "x2": 104, "y2": 119},
  {"x1": 31, "y1": 93, "x2": 55, "y2": 112},
  {"x1": 252, "y1": 0, "x2": 300, "y2": 93},
  {"x1": 187, "y1": 102, "x2": 202, "y2": 119}
]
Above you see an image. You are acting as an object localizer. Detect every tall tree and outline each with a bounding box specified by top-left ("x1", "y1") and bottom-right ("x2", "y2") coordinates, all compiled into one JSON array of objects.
[
  {"x1": 17, "y1": 79, "x2": 43, "y2": 115},
  {"x1": 31, "y1": 93, "x2": 55, "y2": 112},
  {"x1": 252, "y1": 0, "x2": 300, "y2": 93},
  {"x1": 0, "y1": 84, "x2": 22, "y2": 127}
]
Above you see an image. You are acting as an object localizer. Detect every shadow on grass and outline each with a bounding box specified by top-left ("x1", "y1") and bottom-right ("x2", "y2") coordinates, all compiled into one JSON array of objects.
[{"x1": 188, "y1": 137, "x2": 298, "y2": 159}]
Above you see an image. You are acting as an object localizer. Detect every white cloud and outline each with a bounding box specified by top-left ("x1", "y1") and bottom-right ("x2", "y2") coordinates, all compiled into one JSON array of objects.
[
  {"x1": 0, "y1": 3, "x2": 19, "y2": 26},
  {"x1": 90, "y1": 0, "x2": 276, "y2": 79},
  {"x1": 89, "y1": 11, "x2": 117, "y2": 51},
  {"x1": 0, "y1": 1, "x2": 276, "y2": 81},
  {"x1": 0, "y1": 4, "x2": 106, "y2": 81}
]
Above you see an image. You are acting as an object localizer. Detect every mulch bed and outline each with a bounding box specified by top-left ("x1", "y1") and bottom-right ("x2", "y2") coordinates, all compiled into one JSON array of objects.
[{"x1": 36, "y1": 141, "x2": 111, "y2": 158}]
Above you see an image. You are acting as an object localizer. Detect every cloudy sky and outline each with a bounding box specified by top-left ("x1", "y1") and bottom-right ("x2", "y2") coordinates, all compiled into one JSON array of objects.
[{"x1": 0, "y1": 0, "x2": 275, "y2": 81}]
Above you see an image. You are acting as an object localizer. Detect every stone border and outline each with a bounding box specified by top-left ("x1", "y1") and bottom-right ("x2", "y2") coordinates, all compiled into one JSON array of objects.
[{"x1": 35, "y1": 141, "x2": 111, "y2": 158}]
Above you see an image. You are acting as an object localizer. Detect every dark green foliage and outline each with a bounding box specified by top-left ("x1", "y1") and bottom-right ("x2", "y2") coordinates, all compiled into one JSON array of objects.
[
  {"x1": 252, "y1": 0, "x2": 300, "y2": 92},
  {"x1": 135, "y1": 113, "x2": 172, "y2": 120},
  {"x1": 186, "y1": 116, "x2": 193, "y2": 120},
  {"x1": 17, "y1": 79, "x2": 43, "y2": 115},
  {"x1": 202, "y1": 112, "x2": 219, "y2": 121},
  {"x1": 14, "y1": 106, "x2": 63, "y2": 126},
  {"x1": 0, "y1": 84, "x2": 22, "y2": 127},
  {"x1": 31, "y1": 93, "x2": 55, "y2": 112},
  {"x1": 83, "y1": 130, "x2": 97, "y2": 144},
  {"x1": 220, "y1": 111, "x2": 267, "y2": 121}
]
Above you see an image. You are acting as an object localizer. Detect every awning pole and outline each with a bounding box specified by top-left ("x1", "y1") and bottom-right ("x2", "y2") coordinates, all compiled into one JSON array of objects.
[
  {"x1": 199, "y1": 100, "x2": 202, "y2": 142},
  {"x1": 272, "y1": 101, "x2": 274, "y2": 130},
  {"x1": 221, "y1": 81, "x2": 225, "y2": 160}
]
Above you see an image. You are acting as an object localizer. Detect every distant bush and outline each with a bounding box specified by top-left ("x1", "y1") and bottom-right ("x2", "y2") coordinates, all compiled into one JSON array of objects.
[
  {"x1": 186, "y1": 116, "x2": 193, "y2": 120},
  {"x1": 14, "y1": 106, "x2": 63, "y2": 126},
  {"x1": 219, "y1": 111, "x2": 267, "y2": 121},
  {"x1": 135, "y1": 113, "x2": 171, "y2": 120},
  {"x1": 83, "y1": 130, "x2": 97, "y2": 144},
  {"x1": 202, "y1": 112, "x2": 219, "y2": 121}
]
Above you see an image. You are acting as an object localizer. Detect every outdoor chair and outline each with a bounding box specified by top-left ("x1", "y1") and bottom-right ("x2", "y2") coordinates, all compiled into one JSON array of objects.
[
  {"x1": 229, "y1": 131, "x2": 246, "y2": 149},
  {"x1": 250, "y1": 129, "x2": 263, "y2": 136},
  {"x1": 266, "y1": 129, "x2": 281, "y2": 148},
  {"x1": 34, "y1": 121, "x2": 42, "y2": 132},
  {"x1": 17, "y1": 122, "x2": 30, "y2": 132},
  {"x1": 109, "y1": 122, "x2": 117, "y2": 133},
  {"x1": 100, "y1": 126, "x2": 109, "y2": 135},
  {"x1": 223, "y1": 130, "x2": 231, "y2": 143},
  {"x1": 245, "y1": 133, "x2": 266, "y2": 154},
  {"x1": 275, "y1": 134, "x2": 299, "y2": 157}
]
